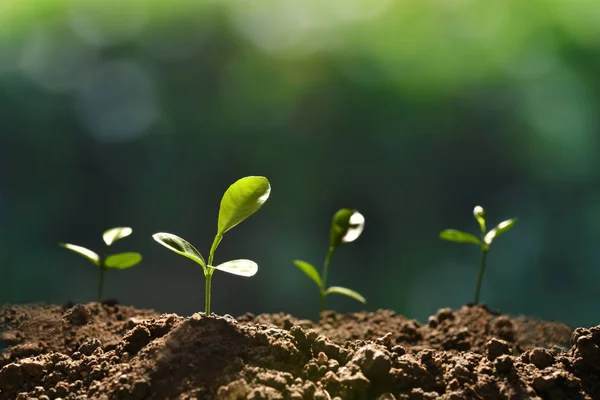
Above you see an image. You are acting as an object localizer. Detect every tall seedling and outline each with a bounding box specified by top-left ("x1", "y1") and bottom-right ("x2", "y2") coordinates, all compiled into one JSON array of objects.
[{"x1": 153, "y1": 176, "x2": 270, "y2": 316}]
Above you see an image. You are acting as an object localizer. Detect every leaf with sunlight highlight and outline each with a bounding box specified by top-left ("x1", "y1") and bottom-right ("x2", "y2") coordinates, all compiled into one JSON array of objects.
[
  {"x1": 211, "y1": 259, "x2": 258, "y2": 277},
  {"x1": 325, "y1": 286, "x2": 366, "y2": 304},
  {"x1": 152, "y1": 232, "x2": 206, "y2": 269},
  {"x1": 330, "y1": 209, "x2": 365, "y2": 248},
  {"x1": 217, "y1": 176, "x2": 271, "y2": 235},
  {"x1": 103, "y1": 227, "x2": 133, "y2": 246},
  {"x1": 59, "y1": 243, "x2": 100, "y2": 266},
  {"x1": 483, "y1": 218, "x2": 517, "y2": 245}
]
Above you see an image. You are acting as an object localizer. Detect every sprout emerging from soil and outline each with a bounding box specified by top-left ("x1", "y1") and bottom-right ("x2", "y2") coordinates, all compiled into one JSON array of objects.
[
  {"x1": 60, "y1": 227, "x2": 142, "y2": 302},
  {"x1": 440, "y1": 205, "x2": 517, "y2": 304},
  {"x1": 153, "y1": 176, "x2": 270, "y2": 316},
  {"x1": 294, "y1": 208, "x2": 366, "y2": 315}
]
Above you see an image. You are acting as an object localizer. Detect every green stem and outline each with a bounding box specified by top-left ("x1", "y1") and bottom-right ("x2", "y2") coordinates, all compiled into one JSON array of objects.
[
  {"x1": 474, "y1": 249, "x2": 488, "y2": 304},
  {"x1": 97, "y1": 266, "x2": 105, "y2": 303},
  {"x1": 205, "y1": 234, "x2": 222, "y2": 316},
  {"x1": 205, "y1": 271, "x2": 213, "y2": 316},
  {"x1": 320, "y1": 246, "x2": 335, "y2": 313}
]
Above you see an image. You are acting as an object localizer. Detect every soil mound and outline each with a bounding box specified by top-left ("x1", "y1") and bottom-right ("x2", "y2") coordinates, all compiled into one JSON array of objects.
[{"x1": 2, "y1": 303, "x2": 596, "y2": 399}]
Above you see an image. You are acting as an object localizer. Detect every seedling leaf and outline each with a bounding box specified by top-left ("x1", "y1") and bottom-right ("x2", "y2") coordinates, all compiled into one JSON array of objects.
[
  {"x1": 211, "y1": 259, "x2": 258, "y2": 277},
  {"x1": 483, "y1": 218, "x2": 517, "y2": 245},
  {"x1": 325, "y1": 286, "x2": 366, "y2": 304},
  {"x1": 103, "y1": 227, "x2": 133, "y2": 246},
  {"x1": 59, "y1": 243, "x2": 100, "y2": 266},
  {"x1": 217, "y1": 176, "x2": 271, "y2": 235},
  {"x1": 293, "y1": 260, "x2": 322, "y2": 289},
  {"x1": 440, "y1": 229, "x2": 482, "y2": 246},
  {"x1": 330, "y1": 209, "x2": 365, "y2": 248},
  {"x1": 152, "y1": 232, "x2": 206, "y2": 269},
  {"x1": 473, "y1": 206, "x2": 486, "y2": 234},
  {"x1": 105, "y1": 252, "x2": 142, "y2": 269}
]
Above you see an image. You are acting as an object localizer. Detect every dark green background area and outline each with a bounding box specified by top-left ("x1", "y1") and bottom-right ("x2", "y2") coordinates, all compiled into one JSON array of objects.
[{"x1": 1, "y1": 1, "x2": 599, "y2": 327}]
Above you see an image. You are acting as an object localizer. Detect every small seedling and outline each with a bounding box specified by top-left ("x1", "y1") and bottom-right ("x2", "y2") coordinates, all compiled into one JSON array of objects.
[
  {"x1": 440, "y1": 205, "x2": 516, "y2": 304},
  {"x1": 294, "y1": 208, "x2": 367, "y2": 315},
  {"x1": 153, "y1": 176, "x2": 270, "y2": 316},
  {"x1": 60, "y1": 227, "x2": 142, "y2": 302}
]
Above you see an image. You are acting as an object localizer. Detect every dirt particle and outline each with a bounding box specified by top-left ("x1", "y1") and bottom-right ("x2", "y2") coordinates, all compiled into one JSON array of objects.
[
  {"x1": 351, "y1": 344, "x2": 392, "y2": 379},
  {"x1": 486, "y1": 338, "x2": 512, "y2": 361},
  {"x1": 528, "y1": 348, "x2": 555, "y2": 369},
  {"x1": 122, "y1": 325, "x2": 151, "y2": 354},
  {"x1": 78, "y1": 338, "x2": 102, "y2": 356},
  {"x1": 63, "y1": 305, "x2": 90, "y2": 326},
  {"x1": 217, "y1": 378, "x2": 248, "y2": 400},
  {"x1": 494, "y1": 354, "x2": 513, "y2": 374}
]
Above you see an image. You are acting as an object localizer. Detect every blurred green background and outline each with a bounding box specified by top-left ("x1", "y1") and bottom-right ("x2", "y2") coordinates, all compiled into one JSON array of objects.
[{"x1": 1, "y1": 0, "x2": 600, "y2": 327}]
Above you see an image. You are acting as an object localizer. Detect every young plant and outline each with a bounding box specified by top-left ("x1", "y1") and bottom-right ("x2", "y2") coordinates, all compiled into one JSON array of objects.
[
  {"x1": 440, "y1": 205, "x2": 516, "y2": 304},
  {"x1": 294, "y1": 208, "x2": 367, "y2": 314},
  {"x1": 152, "y1": 176, "x2": 270, "y2": 316},
  {"x1": 59, "y1": 227, "x2": 142, "y2": 302}
]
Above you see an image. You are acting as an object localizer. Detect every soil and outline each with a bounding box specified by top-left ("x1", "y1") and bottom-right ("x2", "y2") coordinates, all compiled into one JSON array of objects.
[{"x1": 1, "y1": 301, "x2": 598, "y2": 400}]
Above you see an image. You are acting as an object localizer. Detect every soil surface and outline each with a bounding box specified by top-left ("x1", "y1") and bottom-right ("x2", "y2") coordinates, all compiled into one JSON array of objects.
[{"x1": 1, "y1": 302, "x2": 597, "y2": 399}]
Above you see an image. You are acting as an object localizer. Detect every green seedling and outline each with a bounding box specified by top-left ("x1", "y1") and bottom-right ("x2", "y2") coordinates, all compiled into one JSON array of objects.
[
  {"x1": 153, "y1": 176, "x2": 270, "y2": 316},
  {"x1": 294, "y1": 208, "x2": 367, "y2": 315},
  {"x1": 60, "y1": 227, "x2": 142, "y2": 302},
  {"x1": 440, "y1": 205, "x2": 517, "y2": 304}
]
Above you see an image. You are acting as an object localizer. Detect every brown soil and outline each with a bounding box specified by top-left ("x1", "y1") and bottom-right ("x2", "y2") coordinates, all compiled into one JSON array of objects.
[{"x1": 1, "y1": 302, "x2": 597, "y2": 399}]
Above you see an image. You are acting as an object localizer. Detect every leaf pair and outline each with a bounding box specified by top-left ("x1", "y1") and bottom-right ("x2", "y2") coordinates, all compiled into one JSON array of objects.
[
  {"x1": 294, "y1": 208, "x2": 367, "y2": 313},
  {"x1": 440, "y1": 208, "x2": 516, "y2": 251},
  {"x1": 152, "y1": 233, "x2": 257, "y2": 277},
  {"x1": 60, "y1": 227, "x2": 142, "y2": 270},
  {"x1": 293, "y1": 260, "x2": 366, "y2": 304}
]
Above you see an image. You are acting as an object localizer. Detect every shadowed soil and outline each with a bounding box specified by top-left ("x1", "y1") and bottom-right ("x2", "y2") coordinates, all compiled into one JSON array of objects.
[{"x1": 1, "y1": 302, "x2": 597, "y2": 399}]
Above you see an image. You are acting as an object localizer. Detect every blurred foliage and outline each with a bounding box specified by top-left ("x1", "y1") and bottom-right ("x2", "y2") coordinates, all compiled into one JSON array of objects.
[{"x1": 1, "y1": 0, "x2": 600, "y2": 327}]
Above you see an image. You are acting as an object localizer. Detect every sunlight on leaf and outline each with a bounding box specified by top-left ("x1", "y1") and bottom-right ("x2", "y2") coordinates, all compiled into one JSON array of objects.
[
  {"x1": 152, "y1": 232, "x2": 206, "y2": 269},
  {"x1": 439, "y1": 229, "x2": 482, "y2": 246},
  {"x1": 103, "y1": 227, "x2": 133, "y2": 246},
  {"x1": 325, "y1": 286, "x2": 366, "y2": 303},
  {"x1": 217, "y1": 176, "x2": 271, "y2": 235},
  {"x1": 105, "y1": 252, "x2": 142, "y2": 269},
  {"x1": 293, "y1": 260, "x2": 322, "y2": 289},
  {"x1": 211, "y1": 259, "x2": 258, "y2": 277},
  {"x1": 59, "y1": 243, "x2": 100, "y2": 266},
  {"x1": 483, "y1": 218, "x2": 517, "y2": 245},
  {"x1": 330, "y1": 208, "x2": 365, "y2": 248}
]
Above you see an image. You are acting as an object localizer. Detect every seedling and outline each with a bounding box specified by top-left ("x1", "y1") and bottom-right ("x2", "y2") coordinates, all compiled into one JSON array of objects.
[
  {"x1": 440, "y1": 205, "x2": 516, "y2": 304},
  {"x1": 294, "y1": 208, "x2": 367, "y2": 314},
  {"x1": 153, "y1": 176, "x2": 270, "y2": 316},
  {"x1": 59, "y1": 227, "x2": 142, "y2": 302}
]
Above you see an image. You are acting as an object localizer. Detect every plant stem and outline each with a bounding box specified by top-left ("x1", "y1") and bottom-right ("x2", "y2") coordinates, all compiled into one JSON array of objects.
[
  {"x1": 474, "y1": 249, "x2": 488, "y2": 304},
  {"x1": 320, "y1": 246, "x2": 335, "y2": 313},
  {"x1": 205, "y1": 234, "x2": 222, "y2": 317},
  {"x1": 205, "y1": 271, "x2": 213, "y2": 316},
  {"x1": 97, "y1": 266, "x2": 105, "y2": 303}
]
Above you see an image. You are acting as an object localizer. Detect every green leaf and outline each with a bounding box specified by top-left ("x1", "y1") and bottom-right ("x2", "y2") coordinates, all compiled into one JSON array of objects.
[
  {"x1": 330, "y1": 209, "x2": 365, "y2": 248},
  {"x1": 473, "y1": 206, "x2": 486, "y2": 235},
  {"x1": 152, "y1": 232, "x2": 206, "y2": 269},
  {"x1": 483, "y1": 218, "x2": 517, "y2": 245},
  {"x1": 103, "y1": 227, "x2": 133, "y2": 246},
  {"x1": 217, "y1": 176, "x2": 271, "y2": 235},
  {"x1": 211, "y1": 259, "x2": 258, "y2": 277},
  {"x1": 59, "y1": 243, "x2": 100, "y2": 266},
  {"x1": 105, "y1": 252, "x2": 142, "y2": 269},
  {"x1": 325, "y1": 286, "x2": 366, "y2": 304},
  {"x1": 293, "y1": 260, "x2": 322, "y2": 289},
  {"x1": 439, "y1": 229, "x2": 482, "y2": 246}
]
